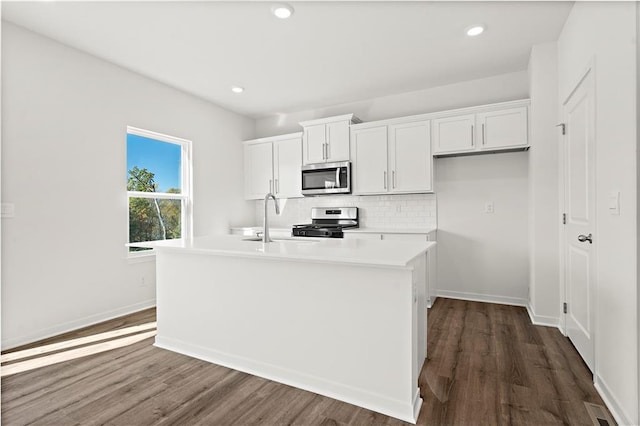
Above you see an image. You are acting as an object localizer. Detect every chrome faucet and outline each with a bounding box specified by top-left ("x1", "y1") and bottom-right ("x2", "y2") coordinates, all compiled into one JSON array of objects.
[{"x1": 263, "y1": 192, "x2": 280, "y2": 243}]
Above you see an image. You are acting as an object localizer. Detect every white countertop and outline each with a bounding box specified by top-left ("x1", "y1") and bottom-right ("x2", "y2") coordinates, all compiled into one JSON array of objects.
[
  {"x1": 135, "y1": 235, "x2": 435, "y2": 268},
  {"x1": 230, "y1": 226, "x2": 437, "y2": 235},
  {"x1": 344, "y1": 227, "x2": 437, "y2": 234}
]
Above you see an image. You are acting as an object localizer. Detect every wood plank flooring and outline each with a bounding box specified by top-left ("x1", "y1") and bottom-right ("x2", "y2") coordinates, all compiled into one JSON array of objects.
[{"x1": 1, "y1": 299, "x2": 612, "y2": 425}]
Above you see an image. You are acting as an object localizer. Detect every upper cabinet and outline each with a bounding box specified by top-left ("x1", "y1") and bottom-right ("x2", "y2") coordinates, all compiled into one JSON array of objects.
[
  {"x1": 351, "y1": 119, "x2": 432, "y2": 195},
  {"x1": 432, "y1": 100, "x2": 529, "y2": 157},
  {"x1": 243, "y1": 133, "x2": 303, "y2": 200},
  {"x1": 300, "y1": 114, "x2": 361, "y2": 165}
]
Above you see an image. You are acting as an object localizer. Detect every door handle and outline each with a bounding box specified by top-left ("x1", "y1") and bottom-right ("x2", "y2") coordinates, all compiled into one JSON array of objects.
[
  {"x1": 392, "y1": 170, "x2": 396, "y2": 188},
  {"x1": 275, "y1": 179, "x2": 279, "y2": 194},
  {"x1": 577, "y1": 233, "x2": 593, "y2": 244},
  {"x1": 482, "y1": 123, "x2": 486, "y2": 145},
  {"x1": 383, "y1": 171, "x2": 387, "y2": 189}
]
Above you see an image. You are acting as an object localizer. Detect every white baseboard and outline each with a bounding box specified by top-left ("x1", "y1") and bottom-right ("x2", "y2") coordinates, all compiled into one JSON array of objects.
[
  {"x1": 1, "y1": 299, "x2": 156, "y2": 350},
  {"x1": 526, "y1": 304, "x2": 560, "y2": 328},
  {"x1": 594, "y1": 374, "x2": 635, "y2": 426},
  {"x1": 156, "y1": 336, "x2": 421, "y2": 424},
  {"x1": 436, "y1": 290, "x2": 527, "y2": 307}
]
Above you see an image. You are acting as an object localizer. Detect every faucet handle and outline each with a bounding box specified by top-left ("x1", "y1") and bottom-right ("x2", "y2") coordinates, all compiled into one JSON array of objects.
[{"x1": 256, "y1": 231, "x2": 264, "y2": 238}]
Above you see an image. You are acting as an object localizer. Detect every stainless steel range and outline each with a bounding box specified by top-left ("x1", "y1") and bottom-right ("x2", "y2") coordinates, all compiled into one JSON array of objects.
[{"x1": 292, "y1": 207, "x2": 359, "y2": 238}]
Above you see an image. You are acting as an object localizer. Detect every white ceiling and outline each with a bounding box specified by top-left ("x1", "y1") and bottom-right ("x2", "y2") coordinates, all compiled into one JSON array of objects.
[{"x1": 2, "y1": 1, "x2": 573, "y2": 119}]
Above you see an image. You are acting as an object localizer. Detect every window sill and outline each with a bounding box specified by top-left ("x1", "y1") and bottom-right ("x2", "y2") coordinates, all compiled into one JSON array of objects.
[{"x1": 127, "y1": 250, "x2": 156, "y2": 264}]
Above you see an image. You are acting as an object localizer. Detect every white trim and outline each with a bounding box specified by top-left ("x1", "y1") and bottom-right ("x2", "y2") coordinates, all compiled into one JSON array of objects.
[
  {"x1": 435, "y1": 290, "x2": 527, "y2": 307},
  {"x1": 126, "y1": 125, "x2": 191, "y2": 146},
  {"x1": 243, "y1": 132, "x2": 303, "y2": 145},
  {"x1": 1, "y1": 299, "x2": 156, "y2": 351},
  {"x1": 126, "y1": 126, "x2": 193, "y2": 259},
  {"x1": 526, "y1": 303, "x2": 560, "y2": 328},
  {"x1": 155, "y1": 336, "x2": 421, "y2": 424},
  {"x1": 299, "y1": 113, "x2": 359, "y2": 127},
  {"x1": 126, "y1": 250, "x2": 156, "y2": 264},
  {"x1": 351, "y1": 99, "x2": 530, "y2": 130},
  {"x1": 127, "y1": 191, "x2": 187, "y2": 200},
  {"x1": 594, "y1": 375, "x2": 634, "y2": 426}
]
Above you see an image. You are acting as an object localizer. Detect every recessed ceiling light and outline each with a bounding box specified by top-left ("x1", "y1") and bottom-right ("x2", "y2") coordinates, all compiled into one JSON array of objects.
[
  {"x1": 466, "y1": 25, "x2": 485, "y2": 37},
  {"x1": 271, "y1": 3, "x2": 294, "y2": 19},
  {"x1": 231, "y1": 86, "x2": 244, "y2": 94}
]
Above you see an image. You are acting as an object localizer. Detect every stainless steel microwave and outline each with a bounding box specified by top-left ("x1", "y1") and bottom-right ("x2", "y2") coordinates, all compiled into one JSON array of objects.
[{"x1": 301, "y1": 161, "x2": 351, "y2": 196}]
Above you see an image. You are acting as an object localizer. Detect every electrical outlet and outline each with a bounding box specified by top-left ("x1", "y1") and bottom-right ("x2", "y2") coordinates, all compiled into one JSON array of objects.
[
  {"x1": 1, "y1": 203, "x2": 15, "y2": 218},
  {"x1": 485, "y1": 201, "x2": 494, "y2": 214}
]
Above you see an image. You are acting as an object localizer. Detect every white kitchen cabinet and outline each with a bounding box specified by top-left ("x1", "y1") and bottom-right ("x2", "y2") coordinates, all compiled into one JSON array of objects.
[
  {"x1": 244, "y1": 142, "x2": 273, "y2": 200},
  {"x1": 432, "y1": 100, "x2": 530, "y2": 157},
  {"x1": 476, "y1": 106, "x2": 528, "y2": 150},
  {"x1": 273, "y1": 136, "x2": 302, "y2": 198},
  {"x1": 300, "y1": 114, "x2": 360, "y2": 165},
  {"x1": 351, "y1": 126, "x2": 388, "y2": 194},
  {"x1": 389, "y1": 121, "x2": 432, "y2": 193},
  {"x1": 432, "y1": 114, "x2": 476, "y2": 155},
  {"x1": 243, "y1": 133, "x2": 302, "y2": 200},
  {"x1": 351, "y1": 120, "x2": 432, "y2": 195}
]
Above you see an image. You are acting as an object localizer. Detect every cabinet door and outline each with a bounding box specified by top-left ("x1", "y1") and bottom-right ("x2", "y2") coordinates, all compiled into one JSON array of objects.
[
  {"x1": 351, "y1": 126, "x2": 388, "y2": 194},
  {"x1": 388, "y1": 121, "x2": 432, "y2": 193},
  {"x1": 432, "y1": 114, "x2": 476, "y2": 154},
  {"x1": 476, "y1": 106, "x2": 528, "y2": 150},
  {"x1": 274, "y1": 136, "x2": 302, "y2": 198},
  {"x1": 303, "y1": 124, "x2": 326, "y2": 165},
  {"x1": 244, "y1": 142, "x2": 273, "y2": 200},
  {"x1": 326, "y1": 120, "x2": 350, "y2": 162}
]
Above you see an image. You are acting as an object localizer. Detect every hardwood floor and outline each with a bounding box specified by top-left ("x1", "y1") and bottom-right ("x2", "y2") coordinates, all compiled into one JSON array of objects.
[{"x1": 1, "y1": 299, "x2": 611, "y2": 425}]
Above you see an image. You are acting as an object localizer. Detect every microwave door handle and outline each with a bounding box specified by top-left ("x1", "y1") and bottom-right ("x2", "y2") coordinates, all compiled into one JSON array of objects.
[{"x1": 336, "y1": 168, "x2": 340, "y2": 188}]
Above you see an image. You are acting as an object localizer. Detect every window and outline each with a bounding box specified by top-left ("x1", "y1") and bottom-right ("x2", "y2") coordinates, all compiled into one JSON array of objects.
[{"x1": 126, "y1": 126, "x2": 192, "y2": 255}]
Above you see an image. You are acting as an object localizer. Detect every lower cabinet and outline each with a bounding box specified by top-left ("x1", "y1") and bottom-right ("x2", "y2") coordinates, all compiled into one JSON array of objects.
[{"x1": 343, "y1": 231, "x2": 437, "y2": 307}]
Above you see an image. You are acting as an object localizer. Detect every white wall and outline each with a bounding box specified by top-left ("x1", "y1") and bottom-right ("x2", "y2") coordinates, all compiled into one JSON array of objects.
[
  {"x1": 557, "y1": 3, "x2": 638, "y2": 424},
  {"x1": 254, "y1": 194, "x2": 437, "y2": 230},
  {"x1": 256, "y1": 71, "x2": 529, "y2": 137},
  {"x1": 1, "y1": 23, "x2": 255, "y2": 348},
  {"x1": 254, "y1": 73, "x2": 531, "y2": 305},
  {"x1": 435, "y1": 153, "x2": 529, "y2": 305},
  {"x1": 527, "y1": 42, "x2": 560, "y2": 326}
]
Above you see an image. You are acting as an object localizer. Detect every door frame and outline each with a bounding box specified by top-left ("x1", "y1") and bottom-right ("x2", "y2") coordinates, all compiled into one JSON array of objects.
[{"x1": 558, "y1": 59, "x2": 598, "y2": 370}]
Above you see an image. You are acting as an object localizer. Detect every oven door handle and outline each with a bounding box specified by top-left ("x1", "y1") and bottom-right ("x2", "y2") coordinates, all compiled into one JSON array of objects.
[{"x1": 336, "y1": 168, "x2": 340, "y2": 188}]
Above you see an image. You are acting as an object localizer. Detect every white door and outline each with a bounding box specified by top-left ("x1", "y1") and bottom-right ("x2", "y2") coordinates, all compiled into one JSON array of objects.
[
  {"x1": 388, "y1": 121, "x2": 432, "y2": 193},
  {"x1": 562, "y1": 69, "x2": 596, "y2": 372},
  {"x1": 351, "y1": 126, "x2": 388, "y2": 194},
  {"x1": 274, "y1": 136, "x2": 302, "y2": 198}
]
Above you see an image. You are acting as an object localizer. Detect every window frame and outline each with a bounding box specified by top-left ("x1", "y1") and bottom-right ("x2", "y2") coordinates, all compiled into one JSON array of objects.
[{"x1": 126, "y1": 126, "x2": 193, "y2": 260}]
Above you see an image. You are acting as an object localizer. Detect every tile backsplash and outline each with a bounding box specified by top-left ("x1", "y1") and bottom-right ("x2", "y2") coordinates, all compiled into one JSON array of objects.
[{"x1": 255, "y1": 193, "x2": 437, "y2": 229}]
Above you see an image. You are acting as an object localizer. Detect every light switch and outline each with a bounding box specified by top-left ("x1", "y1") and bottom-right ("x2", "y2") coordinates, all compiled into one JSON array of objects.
[
  {"x1": 485, "y1": 201, "x2": 494, "y2": 214},
  {"x1": 609, "y1": 191, "x2": 620, "y2": 215},
  {"x1": 1, "y1": 203, "x2": 15, "y2": 218}
]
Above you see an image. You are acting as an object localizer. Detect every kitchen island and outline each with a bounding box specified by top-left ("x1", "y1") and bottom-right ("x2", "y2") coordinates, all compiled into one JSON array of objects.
[{"x1": 145, "y1": 235, "x2": 434, "y2": 423}]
